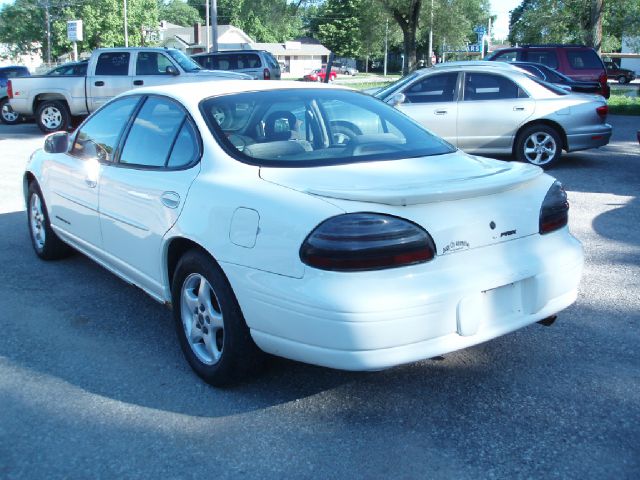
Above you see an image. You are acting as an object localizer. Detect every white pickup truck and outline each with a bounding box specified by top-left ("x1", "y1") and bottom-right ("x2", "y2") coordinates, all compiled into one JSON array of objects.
[{"x1": 9, "y1": 47, "x2": 249, "y2": 133}]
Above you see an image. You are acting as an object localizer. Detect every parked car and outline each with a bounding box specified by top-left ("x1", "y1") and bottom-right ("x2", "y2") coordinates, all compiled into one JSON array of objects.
[
  {"x1": 0, "y1": 65, "x2": 30, "y2": 125},
  {"x1": 334, "y1": 62, "x2": 358, "y2": 76},
  {"x1": 191, "y1": 49, "x2": 281, "y2": 80},
  {"x1": 604, "y1": 61, "x2": 636, "y2": 84},
  {"x1": 374, "y1": 61, "x2": 612, "y2": 168},
  {"x1": 24, "y1": 81, "x2": 584, "y2": 386},
  {"x1": 303, "y1": 68, "x2": 337, "y2": 82},
  {"x1": 486, "y1": 44, "x2": 610, "y2": 98},
  {"x1": 46, "y1": 60, "x2": 88, "y2": 76},
  {"x1": 8, "y1": 47, "x2": 250, "y2": 133},
  {"x1": 509, "y1": 61, "x2": 601, "y2": 95}
]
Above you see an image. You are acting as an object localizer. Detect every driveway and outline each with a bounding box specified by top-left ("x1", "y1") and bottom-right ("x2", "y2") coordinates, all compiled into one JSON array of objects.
[{"x1": 0, "y1": 117, "x2": 638, "y2": 479}]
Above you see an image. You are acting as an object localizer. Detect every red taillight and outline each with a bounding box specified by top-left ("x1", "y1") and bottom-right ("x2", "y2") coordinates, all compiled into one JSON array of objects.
[
  {"x1": 7, "y1": 79, "x2": 13, "y2": 99},
  {"x1": 263, "y1": 68, "x2": 270, "y2": 80},
  {"x1": 539, "y1": 181, "x2": 569, "y2": 234},
  {"x1": 598, "y1": 72, "x2": 610, "y2": 98},
  {"x1": 596, "y1": 105, "x2": 608, "y2": 120},
  {"x1": 300, "y1": 213, "x2": 436, "y2": 271}
]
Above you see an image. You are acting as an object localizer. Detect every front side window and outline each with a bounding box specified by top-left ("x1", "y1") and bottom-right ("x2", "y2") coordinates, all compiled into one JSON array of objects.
[
  {"x1": 119, "y1": 97, "x2": 198, "y2": 168},
  {"x1": 136, "y1": 52, "x2": 174, "y2": 75},
  {"x1": 201, "y1": 89, "x2": 454, "y2": 167},
  {"x1": 404, "y1": 72, "x2": 458, "y2": 103},
  {"x1": 463, "y1": 73, "x2": 526, "y2": 101},
  {"x1": 95, "y1": 52, "x2": 130, "y2": 76},
  {"x1": 71, "y1": 96, "x2": 140, "y2": 161}
]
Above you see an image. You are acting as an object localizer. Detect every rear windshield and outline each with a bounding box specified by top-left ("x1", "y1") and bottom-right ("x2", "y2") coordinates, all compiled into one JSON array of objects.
[
  {"x1": 201, "y1": 88, "x2": 455, "y2": 167},
  {"x1": 528, "y1": 76, "x2": 569, "y2": 95},
  {"x1": 567, "y1": 50, "x2": 603, "y2": 70}
]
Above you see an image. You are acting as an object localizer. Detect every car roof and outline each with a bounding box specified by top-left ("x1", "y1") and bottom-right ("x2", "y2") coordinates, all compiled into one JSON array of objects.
[
  {"x1": 118, "y1": 80, "x2": 350, "y2": 108},
  {"x1": 192, "y1": 50, "x2": 268, "y2": 56},
  {"x1": 434, "y1": 60, "x2": 518, "y2": 70}
]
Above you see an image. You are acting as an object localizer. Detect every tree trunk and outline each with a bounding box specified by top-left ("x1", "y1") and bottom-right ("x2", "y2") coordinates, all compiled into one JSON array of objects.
[
  {"x1": 382, "y1": 0, "x2": 422, "y2": 75},
  {"x1": 589, "y1": 0, "x2": 603, "y2": 53}
]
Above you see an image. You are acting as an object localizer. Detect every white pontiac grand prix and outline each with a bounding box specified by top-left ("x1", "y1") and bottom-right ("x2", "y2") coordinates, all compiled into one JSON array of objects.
[{"x1": 24, "y1": 81, "x2": 584, "y2": 386}]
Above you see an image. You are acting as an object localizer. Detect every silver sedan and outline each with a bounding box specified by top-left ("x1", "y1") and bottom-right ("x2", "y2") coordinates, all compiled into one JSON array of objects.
[{"x1": 374, "y1": 61, "x2": 612, "y2": 168}]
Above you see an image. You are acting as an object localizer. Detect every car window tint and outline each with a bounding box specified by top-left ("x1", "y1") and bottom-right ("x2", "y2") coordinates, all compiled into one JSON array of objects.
[
  {"x1": 202, "y1": 89, "x2": 454, "y2": 167},
  {"x1": 525, "y1": 50, "x2": 558, "y2": 69},
  {"x1": 464, "y1": 73, "x2": 524, "y2": 101},
  {"x1": 238, "y1": 54, "x2": 260, "y2": 69},
  {"x1": 167, "y1": 121, "x2": 198, "y2": 168},
  {"x1": 120, "y1": 97, "x2": 186, "y2": 167},
  {"x1": 404, "y1": 73, "x2": 457, "y2": 103},
  {"x1": 95, "y1": 52, "x2": 130, "y2": 75},
  {"x1": 492, "y1": 50, "x2": 519, "y2": 62},
  {"x1": 136, "y1": 52, "x2": 173, "y2": 75},
  {"x1": 71, "y1": 96, "x2": 140, "y2": 161},
  {"x1": 567, "y1": 50, "x2": 602, "y2": 69}
]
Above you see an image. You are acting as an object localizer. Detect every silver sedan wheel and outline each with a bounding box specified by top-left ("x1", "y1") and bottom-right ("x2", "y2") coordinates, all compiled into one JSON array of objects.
[
  {"x1": 29, "y1": 193, "x2": 46, "y2": 250},
  {"x1": 180, "y1": 273, "x2": 224, "y2": 365},
  {"x1": 1, "y1": 102, "x2": 19, "y2": 123},
  {"x1": 40, "y1": 106, "x2": 63, "y2": 130},
  {"x1": 523, "y1": 131, "x2": 557, "y2": 166}
]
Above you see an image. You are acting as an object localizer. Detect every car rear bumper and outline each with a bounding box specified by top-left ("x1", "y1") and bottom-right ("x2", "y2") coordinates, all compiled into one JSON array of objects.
[
  {"x1": 222, "y1": 229, "x2": 584, "y2": 371},
  {"x1": 566, "y1": 123, "x2": 612, "y2": 152}
]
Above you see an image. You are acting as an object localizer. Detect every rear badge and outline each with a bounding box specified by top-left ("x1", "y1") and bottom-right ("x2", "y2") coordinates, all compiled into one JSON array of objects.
[
  {"x1": 500, "y1": 229, "x2": 517, "y2": 238},
  {"x1": 442, "y1": 240, "x2": 470, "y2": 255}
]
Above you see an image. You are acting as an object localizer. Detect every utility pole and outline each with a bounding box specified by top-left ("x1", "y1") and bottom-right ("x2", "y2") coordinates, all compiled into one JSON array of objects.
[
  {"x1": 45, "y1": 0, "x2": 51, "y2": 64},
  {"x1": 384, "y1": 19, "x2": 388, "y2": 76},
  {"x1": 205, "y1": 1, "x2": 210, "y2": 51},
  {"x1": 428, "y1": 0, "x2": 434, "y2": 65},
  {"x1": 211, "y1": 0, "x2": 218, "y2": 52},
  {"x1": 124, "y1": 0, "x2": 129, "y2": 47}
]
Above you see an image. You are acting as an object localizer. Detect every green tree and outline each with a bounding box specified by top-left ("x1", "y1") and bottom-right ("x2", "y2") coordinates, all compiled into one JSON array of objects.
[
  {"x1": 378, "y1": 0, "x2": 423, "y2": 74},
  {"x1": 159, "y1": 0, "x2": 203, "y2": 26},
  {"x1": 0, "y1": 0, "x2": 48, "y2": 60},
  {"x1": 314, "y1": 0, "x2": 362, "y2": 57}
]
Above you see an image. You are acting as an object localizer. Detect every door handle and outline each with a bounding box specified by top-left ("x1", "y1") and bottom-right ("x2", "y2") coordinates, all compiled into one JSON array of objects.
[
  {"x1": 94, "y1": 81, "x2": 104, "y2": 87},
  {"x1": 513, "y1": 106, "x2": 525, "y2": 111},
  {"x1": 84, "y1": 178, "x2": 97, "y2": 188},
  {"x1": 434, "y1": 109, "x2": 448, "y2": 115},
  {"x1": 160, "y1": 191, "x2": 180, "y2": 209},
  {"x1": 133, "y1": 80, "x2": 144, "y2": 86}
]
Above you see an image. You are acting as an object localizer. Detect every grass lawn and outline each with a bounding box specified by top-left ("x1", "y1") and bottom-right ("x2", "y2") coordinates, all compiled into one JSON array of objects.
[{"x1": 608, "y1": 94, "x2": 640, "y2": 115}]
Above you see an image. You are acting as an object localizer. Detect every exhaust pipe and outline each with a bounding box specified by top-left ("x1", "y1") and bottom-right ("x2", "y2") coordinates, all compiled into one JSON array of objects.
[{"x1": 537, "y1": 315, "x2": 557, "y2": 327}]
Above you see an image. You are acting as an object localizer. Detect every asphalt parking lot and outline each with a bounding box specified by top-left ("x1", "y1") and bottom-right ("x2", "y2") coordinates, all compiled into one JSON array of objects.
[{"x1": 0, "y1": 118, "x2": 638, "y2": 479}]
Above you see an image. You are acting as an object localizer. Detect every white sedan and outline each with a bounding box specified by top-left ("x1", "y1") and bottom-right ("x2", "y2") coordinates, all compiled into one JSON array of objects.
[{"x1": 24, "y1": 81, "x2": 584, "y2": 386}]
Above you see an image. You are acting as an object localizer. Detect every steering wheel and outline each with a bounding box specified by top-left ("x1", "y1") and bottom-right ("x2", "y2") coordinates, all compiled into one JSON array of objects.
[{"x1": 330, "y1": 122, "x2": 362, "y2": 146}]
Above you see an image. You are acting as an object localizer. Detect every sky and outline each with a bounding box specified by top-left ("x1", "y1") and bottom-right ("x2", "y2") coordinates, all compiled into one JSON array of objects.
[
  {"x1": 490, "y1": 0, "x2": 521, "y2": 41},
  {"x1": 0, "y1": 0, "x2": 521, "y2": 41}
]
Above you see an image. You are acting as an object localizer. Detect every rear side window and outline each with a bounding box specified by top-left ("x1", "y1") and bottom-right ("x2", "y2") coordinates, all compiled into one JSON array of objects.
[
  {"x1": 120, "y1": 97, "x2": 198, "y2": 168},
  {"x1": 95, "y1": 52, "x2": 130, "y2": 76},
  {"x1": 525, "y1": 50, "x2": 558, "y2": 69},
  {"x1": 464, "y1": 73, "x2": 527, "y2": 101},
  {"x1": 567, "y1": 50, "x2": 603, "y2": 70}
]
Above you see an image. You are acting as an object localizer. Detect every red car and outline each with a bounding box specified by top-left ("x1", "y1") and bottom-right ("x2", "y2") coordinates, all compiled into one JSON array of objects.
[{"x1": 303, "y1": 68, "x2": 337, "y2": 82}]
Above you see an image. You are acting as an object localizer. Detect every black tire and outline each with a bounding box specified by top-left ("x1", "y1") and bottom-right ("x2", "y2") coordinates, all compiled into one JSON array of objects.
[
  {"x1": 36, "y1": 100, "x2": 70, "y2": 133},
  {"x1": 515, "y1": 124, "x2": 562, "y2": 169},
  {"x1": 171, "y1": 249, "x2": 264, "y2": 386},
  {"x1": 0, "y1": 97, "x2": 21, "y2": 125},
  {"x1": 27, "y1": 182, "x2": 72, "y2": 260},
  {"x1": 617, "y1": 75, "x2": 628, "y2": 84}
]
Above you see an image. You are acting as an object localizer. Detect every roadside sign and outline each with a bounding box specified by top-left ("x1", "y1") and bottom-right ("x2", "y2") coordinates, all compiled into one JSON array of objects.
[{"x1": 67, "y1": 20, "x2": 83, "y2": 42}]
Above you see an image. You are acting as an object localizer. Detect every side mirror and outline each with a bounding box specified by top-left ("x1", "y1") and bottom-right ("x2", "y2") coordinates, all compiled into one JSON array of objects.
[
  {"x1": 44, "y1": 132, "x2": 69, "y2": 153},
  {"x1": 386, "y1": 92, "x2": 406, "y2": 107},
  {"x1": 165, "y1": 65, "x2": 179, "y2": 76}
]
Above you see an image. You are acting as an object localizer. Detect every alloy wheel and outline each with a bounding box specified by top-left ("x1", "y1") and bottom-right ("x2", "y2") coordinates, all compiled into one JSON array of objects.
[
  {"x1": 523, "y1": 132, "x2": 557, "y2": 166},
  {"x1": 41, "y1": 106, "x2": 62, "y2": 130},
  {"x1": 29, "y1": 194, "x2": 46, "y2": 250}
]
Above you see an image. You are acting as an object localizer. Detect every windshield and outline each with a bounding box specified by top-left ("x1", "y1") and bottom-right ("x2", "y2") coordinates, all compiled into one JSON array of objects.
[
  {"x1": 201, "y1": 88, "x2": 455, "y2": 167},
  {"x1": 374, "y1": 71, "x2": 423, "y2": 99},
  {"x1": 167, "y1": 49, "x2": 202, "y2": 72}
]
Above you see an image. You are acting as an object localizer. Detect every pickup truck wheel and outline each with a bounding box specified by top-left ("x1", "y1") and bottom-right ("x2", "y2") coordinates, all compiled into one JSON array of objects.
[
  {"x1": 0, "y1": 98, "x2": 20, "y2": 125},
  {"x1": 36, "y1": 100, "x2": 70, "y2": 133}
]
